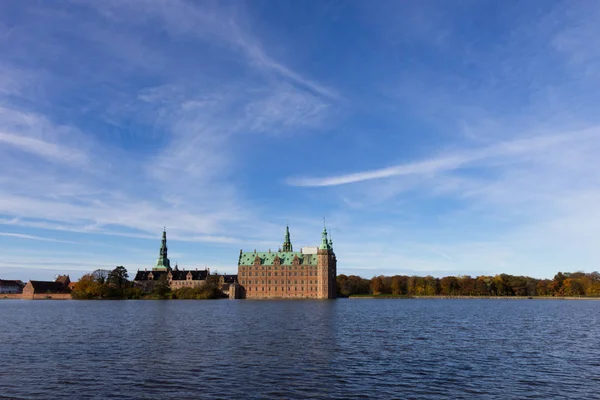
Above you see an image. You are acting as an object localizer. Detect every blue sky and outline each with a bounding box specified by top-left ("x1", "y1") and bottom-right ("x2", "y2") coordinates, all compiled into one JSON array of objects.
[{"x1": 1, "y1": 0, "x2": 599, "y2": 281}]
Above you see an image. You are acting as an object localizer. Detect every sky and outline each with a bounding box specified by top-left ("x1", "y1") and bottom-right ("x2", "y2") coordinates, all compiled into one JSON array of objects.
[{"x1": 1, "y1": 0, "x2": 600, "y2": 281}]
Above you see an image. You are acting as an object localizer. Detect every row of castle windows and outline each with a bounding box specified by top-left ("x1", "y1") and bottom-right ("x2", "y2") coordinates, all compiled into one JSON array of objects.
[
  {"x1": 242, "y1": 280, "x2": 317, "y2": 285},
  {"x1": 148, "y1": 276, "x2": 196, "y2": 281},
  {"x1": 247, "y1": 287, "x2": 315, "y2": 292},
  {"x1": 240, "y1": 271, "x2": 318, "y2": 277},
  {"x1": 170, "y1": 281, "x2": 201, "y2": 287}
]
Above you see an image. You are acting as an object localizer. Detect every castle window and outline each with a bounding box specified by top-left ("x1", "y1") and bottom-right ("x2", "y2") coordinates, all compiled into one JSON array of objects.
[
  {"x1": 294, "y1": 280, "x2": 297, "y2": 284},
  {"x1": 268, "y1": 280, "x2": 271, "y2": 284},
  {"x1": 262, "y1": 287, "x2": 264, "y2": 291}
]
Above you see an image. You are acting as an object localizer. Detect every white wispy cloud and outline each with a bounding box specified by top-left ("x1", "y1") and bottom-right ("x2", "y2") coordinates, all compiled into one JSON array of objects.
[
  {"x1": 286, "y1": 130, "x2": 586, "y2": 187},
  {"x1": 76, "y1": 0, "x2": 339, "y2": 99},
  {"x1": 0, "y1": 131, "x2": 87, "y2": 164},
  {"x1": 0, "y1": 232, "x2": 76, "y2": 244}
]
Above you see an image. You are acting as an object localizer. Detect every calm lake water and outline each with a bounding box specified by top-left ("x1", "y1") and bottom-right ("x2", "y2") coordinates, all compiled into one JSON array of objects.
[{"x1": 1, "y1": 299, "x2": 599, "y2": 399}]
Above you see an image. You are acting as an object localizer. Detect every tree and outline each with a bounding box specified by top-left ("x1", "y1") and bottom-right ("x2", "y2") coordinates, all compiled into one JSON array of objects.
[
  {"x1": 71, "y1": 273, "x2": 107, "y2": 299},
  {"x1": 563, "y1": 278, "x2": 585, "y2": 296},
  {"x1": 423, "y1": 276, "x2": 439, "y2": 295},
  {"x1": 152, "y1": 275, "x2": 170, "y2": 299},
  {"x1": 391, "y1": 276, "x2": 401, "y2": 295},
  {"x1": 370, "y1": 276, "x2": 384, "y2": 295},
  {"x1": 108, "y1": 266, "x2": 129, "y2": 291},
  {"x1": 550, "y1": 272, "x2": 566, "y2": 296},
  {"x1": 440, "y1": 276, "x2": 459, "y2": 296},
  {"x1": 536, "y1": 280, "x2": 551, "y2": 296},
  {"x1": 336, "y1": 275, "x2": 370, "y2": 297},
  {"x1": 92, "y1": 269, "x2": 110, "y2": 285}
]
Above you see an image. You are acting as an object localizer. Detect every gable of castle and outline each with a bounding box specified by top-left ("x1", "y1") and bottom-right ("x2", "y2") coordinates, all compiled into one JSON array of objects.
[{"x1": 238, "y1": 252, "x2": 319, "y2": 266}]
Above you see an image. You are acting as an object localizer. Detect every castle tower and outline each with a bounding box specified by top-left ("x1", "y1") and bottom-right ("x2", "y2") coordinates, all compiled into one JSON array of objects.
[
  {"x1": 282, "y1": 224, "x2": 293, "y2": 252},
  {"x1": 153, "y1": 228, "x2": 171, "y2": 271},
  {"x1": 317, "y1": 225, "x2": 337, "y2": 299}
]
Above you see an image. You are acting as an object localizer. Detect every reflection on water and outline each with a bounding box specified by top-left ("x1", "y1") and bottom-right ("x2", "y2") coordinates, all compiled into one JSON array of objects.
[{"x1": 1, "y1": 299, "x2": 599, "y2": 399}]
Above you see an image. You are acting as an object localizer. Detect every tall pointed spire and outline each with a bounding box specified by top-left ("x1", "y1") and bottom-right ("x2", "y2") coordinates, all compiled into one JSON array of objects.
[
  {"x1": 319, "y1": 223, "x2": 330, "y2": 250},
  {"x1": 282, "y1": 224, "x2": 293, "y2": 252},
  {"x1": 154, "y1": 228, "x2": 171, "y2": 271}
]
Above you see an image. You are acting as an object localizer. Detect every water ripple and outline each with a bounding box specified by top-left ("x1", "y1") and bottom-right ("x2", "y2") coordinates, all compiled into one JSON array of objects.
[{"x1": 1, "y1": 299, "x2": 600, "y2": 399}]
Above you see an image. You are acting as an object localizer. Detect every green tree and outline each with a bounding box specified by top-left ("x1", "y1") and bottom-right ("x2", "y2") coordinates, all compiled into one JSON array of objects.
[
  {"x1": 152, "y1": 275, "x2": 171, "y2": 299},
  {"x1": 106, "y1": 266, "x2": 130, "y2": 298},
  {"x1": 108, "y1": 266, "x2": 129, "y2": 290}
]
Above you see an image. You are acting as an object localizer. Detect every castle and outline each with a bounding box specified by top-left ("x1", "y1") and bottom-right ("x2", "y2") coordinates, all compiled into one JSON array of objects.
[{"x1": 236, "y1": 225, "x2": 337, "y2": 299}]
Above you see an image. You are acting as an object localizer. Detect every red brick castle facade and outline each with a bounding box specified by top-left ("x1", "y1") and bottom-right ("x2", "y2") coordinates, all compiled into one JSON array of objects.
[{"x1": 237, "y1": 225, "x2": 337, "y2": 299}]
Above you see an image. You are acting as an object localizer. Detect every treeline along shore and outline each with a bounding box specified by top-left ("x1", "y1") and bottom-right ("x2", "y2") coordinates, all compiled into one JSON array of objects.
[
  {"x1": 64, "y1": 269, "x2": 600, "y2": 299},
  {"x1": 337, "y1": 272, "x2": 600, "y2": 298},
  {"x1": 5, "y1": 268, "x2": 600, "y2": 300}
]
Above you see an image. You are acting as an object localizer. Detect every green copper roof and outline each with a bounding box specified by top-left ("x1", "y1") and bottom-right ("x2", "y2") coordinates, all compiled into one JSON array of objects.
[
  {"x1": 282, "y1": 225, "x2": 293, "y2": 252},
  {"x1": 238, "y1": 251, "x2": 318, "y2": 266},
  {"x1": 154, "y1": 229, "x2": 171, "y2": 270},
  {"x1": 319, "y1": 226, "x2": 332, "y2": 250}
]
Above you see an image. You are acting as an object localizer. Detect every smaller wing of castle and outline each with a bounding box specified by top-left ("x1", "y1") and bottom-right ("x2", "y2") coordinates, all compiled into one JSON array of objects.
[{"x1": 134, "y1": 229, "x2": 236, "y2": 290}]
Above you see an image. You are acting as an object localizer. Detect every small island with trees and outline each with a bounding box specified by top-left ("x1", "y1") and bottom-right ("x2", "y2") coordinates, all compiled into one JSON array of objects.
[{"x1": 70, "y1": 266, "x2": 227, "y2": 300}]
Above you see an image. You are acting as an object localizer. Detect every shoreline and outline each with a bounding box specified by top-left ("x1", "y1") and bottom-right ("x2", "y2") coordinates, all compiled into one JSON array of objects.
[{"x1": 348, "y1": 295, "x2": 600, "y2": 300}]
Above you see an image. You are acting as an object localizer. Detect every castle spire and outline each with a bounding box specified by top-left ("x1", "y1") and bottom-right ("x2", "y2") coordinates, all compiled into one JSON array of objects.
[
  {"x1": 154, "y1": 228, "x2": 171, "y2": 271},
  {"x1": 282, "y1": 224, "x2": 293, "y2": 252},
  {"x1": 319, "y1": 224, "x2": 330, "y2": 250}
]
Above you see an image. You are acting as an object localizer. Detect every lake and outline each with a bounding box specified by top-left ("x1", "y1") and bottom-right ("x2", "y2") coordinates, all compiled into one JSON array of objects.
[{"x1": 1, "y1": 299, "x2": 599, "y2": 399}]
